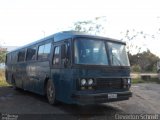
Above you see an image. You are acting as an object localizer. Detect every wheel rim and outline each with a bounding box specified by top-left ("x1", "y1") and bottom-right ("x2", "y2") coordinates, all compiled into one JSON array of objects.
[
  {"x1": 48, "y1": 85, "x2": 54, "y2": 98},
  {"x1": 47, "y1": 81, "x2": 55, "y2": 103}
]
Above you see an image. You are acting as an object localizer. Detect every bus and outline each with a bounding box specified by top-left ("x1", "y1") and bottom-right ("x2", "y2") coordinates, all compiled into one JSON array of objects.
[{"x1": 5, "y1": 31, "x2": 132, "y2": 105}]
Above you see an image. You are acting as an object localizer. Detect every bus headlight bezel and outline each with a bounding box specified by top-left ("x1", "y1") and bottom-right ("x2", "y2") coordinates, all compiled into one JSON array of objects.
[
  {"x1": 128, "y1": 78, "x2": 131, "y2": 84},
  {"x1": 79, "y1": 78, "x2": 96, "y2": 90},
  {"x1": 88, "y1": 79, "x2": 94, "y2": 85},
  {"x1": 81, "y1": 79, "x2": 87, "y2": 86},
  {"x1": 122, "y1": 78, "x2": 131, "y2": 88}
]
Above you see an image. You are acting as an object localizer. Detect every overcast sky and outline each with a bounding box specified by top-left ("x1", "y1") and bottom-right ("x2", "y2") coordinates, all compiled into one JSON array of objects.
[{"x1": 0, "y1": 0, "x2": 160, "y2": 56}]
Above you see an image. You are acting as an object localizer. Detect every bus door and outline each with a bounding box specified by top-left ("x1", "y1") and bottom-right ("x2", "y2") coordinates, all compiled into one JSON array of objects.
[
  {"x1": 52, "y1": 43, "x2": 61, "y2": 98},
  {"x1": 52, "y1": 40, "x2": 71, "y2": 100},
  {"x1": 60, "y1": 41, "x2": 72, "y2": 100}
]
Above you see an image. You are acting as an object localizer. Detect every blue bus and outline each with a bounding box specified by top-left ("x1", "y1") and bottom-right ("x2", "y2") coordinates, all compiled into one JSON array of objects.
[{"x1": 5, "y1": 31, "x2": 132, "y2": 105}]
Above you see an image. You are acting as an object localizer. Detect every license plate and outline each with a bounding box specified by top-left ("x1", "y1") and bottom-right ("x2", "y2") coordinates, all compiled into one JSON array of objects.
[{"x1": 108, "y1": 94, "x2": 117, "y2": 99}]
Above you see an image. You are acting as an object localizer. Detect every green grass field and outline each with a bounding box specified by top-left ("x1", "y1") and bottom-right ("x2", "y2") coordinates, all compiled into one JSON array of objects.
[{"x1": 132, "y1": 77, "x2": 160, "y2": 84}]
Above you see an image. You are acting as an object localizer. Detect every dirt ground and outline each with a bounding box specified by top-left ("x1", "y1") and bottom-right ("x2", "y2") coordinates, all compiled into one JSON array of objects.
[{"x1": 0, "y1": 83, "x2": 160, "y2": 120}]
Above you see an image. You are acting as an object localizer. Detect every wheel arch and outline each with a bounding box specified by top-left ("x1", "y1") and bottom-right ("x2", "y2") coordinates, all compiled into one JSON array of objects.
[{"x1": 44, "y1": 77, "x2": 50, "y2": 95}]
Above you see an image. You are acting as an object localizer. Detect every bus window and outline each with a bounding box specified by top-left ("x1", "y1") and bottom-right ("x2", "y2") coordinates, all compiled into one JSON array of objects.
[
  {"x1": 11, "y1": 52, "x2": 17, "y2": 64},
  {"x1": 38, "y1": 43, "x2": 51, "y2": 60},
  {"x1": 26, "y1": 46, "x2": 36, "y2": 61},
  {"x1": 108, "y1": 42, "x2": 130, "y2": 66},
  {"x1": 53, "y1": 46, "x2": 60, "y2": 65},
  {"x1": 6, "y1": 54, "x2": 11, "y2": 63},
  {"x1": 44, "y1": 43, "x2": 51, "y2": 58},
  {"x1": 18, "y1": 50, "x2": 26, "y2": 62},
  {"x1": 38, "y1": 45, "x2": 44, "y2": 60},
  {"x1": 74, "y1": 39, "x2": 108, "y2": 65}
]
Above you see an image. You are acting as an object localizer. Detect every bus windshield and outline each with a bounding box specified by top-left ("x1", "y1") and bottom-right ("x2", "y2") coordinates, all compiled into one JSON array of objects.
[
  {"x1": 108, "y1": 42, "x2": 130, "y2": 66},
  {"x1": 74, "y1": 38, "x2": 130, "y2": 66},
  {"x1": 74, "y1": 39, "x2": 108, "y2": 65}
]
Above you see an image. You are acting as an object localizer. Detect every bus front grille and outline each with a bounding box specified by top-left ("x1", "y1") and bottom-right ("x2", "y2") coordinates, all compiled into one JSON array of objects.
[{"x1": 96, "y1": 78, "x2": 122, "y2": 90}]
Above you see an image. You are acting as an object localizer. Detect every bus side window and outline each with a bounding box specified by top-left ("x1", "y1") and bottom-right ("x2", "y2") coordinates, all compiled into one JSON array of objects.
[
  {"x1": 26, "y1": 46, "x2": 36, "y2": 61},
  {"x1": 6, "y1": 54, "x2": 12, "y2": 64},
  {"x1": 38, "y1": 43, "x2": 51, "y2": 60},
  {"x1": 43, "y1": 43, "x2": 51, "y2": 59},
  {"x1": 53, "y1": 46, "x2": 60, "y2": 65},
  {"x1": 66, "y1": 42, "x2": 71, "y2": 63},
  {"x1": 18, "y1": 50, "x2": 26, "y2": 62},
  {"x1": 38, "y1": 45, "x2": 44, "y2": 60},
  {"x1": 11, "y1": 52, "x2": 17, "y2": 64},
  {"x1": 6, "y1": 54, "x2": 11, "y2": 63}
]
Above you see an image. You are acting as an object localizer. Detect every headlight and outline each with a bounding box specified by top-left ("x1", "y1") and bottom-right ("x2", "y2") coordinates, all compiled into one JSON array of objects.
[
  {"x1": 128, "y1": 78, "x2": 131, "y2": 84},
  {"x1": 81, "y1": 79, "x2": 86, "y2": 86},
  {"x1": 88, "y1": 79, "x2": 93, "y2": 85}
]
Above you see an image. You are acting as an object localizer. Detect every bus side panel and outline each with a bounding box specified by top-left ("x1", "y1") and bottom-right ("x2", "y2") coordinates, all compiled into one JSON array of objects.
[
  {"x1": 15, "y1": 63, "x2": 26, "y2": 88},
  {"x1": 36, "y1": 61, "x2": 50, "y2": 95},
  {"x1": 51, "y1": 69, "x2": 61, "y2": 99},
  {"x1": 25, "y1": 61, "x2": 50, "y2": 95},
  {"x1": 51, "y1": 68, "x2": 74, "y2": 103},
  {"x1": 24, "y1": 62, "x2": 36, "y2": 92}
]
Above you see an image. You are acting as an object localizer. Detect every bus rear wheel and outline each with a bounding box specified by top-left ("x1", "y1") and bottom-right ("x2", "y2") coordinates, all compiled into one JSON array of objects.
[{"x1": 46, "y1": 80, "x2": 57, "y2": 105}]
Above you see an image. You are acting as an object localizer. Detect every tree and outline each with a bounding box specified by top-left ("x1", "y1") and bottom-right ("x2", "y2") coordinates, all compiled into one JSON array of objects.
[
  {"x1": 129, "y1": 50, "x2": 159, "y2": 72},
  {"x1": 0, "y1": 47, "x2": 7, "y2": 63},
  {"x1": 121, "y1": 29, "x2": 152, "y2": 54},
  {"x1": 72, "y1": 16, "x2": 106, "y2": 35}
]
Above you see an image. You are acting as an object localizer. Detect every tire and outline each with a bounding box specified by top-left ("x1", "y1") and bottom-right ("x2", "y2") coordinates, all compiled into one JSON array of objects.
[{"x1": 46, "y1": 80, "x2": 57, "y2": 105}]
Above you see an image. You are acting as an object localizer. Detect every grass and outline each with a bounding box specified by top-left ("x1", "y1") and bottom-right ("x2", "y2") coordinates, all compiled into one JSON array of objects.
[
  {"x1": 131, "y1": 72, "x2": 160, "y2": 84},
  {"x1": 0, "y1": 69, "x2": 10, "y2": 87},
  {"x1": 132, "y1": 77, "x2": 160, "y2": 84},
  {"x1": 132, "y1": 78, "x2": 145, "y2": 84}
]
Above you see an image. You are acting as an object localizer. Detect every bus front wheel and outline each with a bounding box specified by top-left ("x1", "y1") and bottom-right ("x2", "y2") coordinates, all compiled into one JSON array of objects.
[{"x1": 46, "y1": 80, "x2": 57, "y2": 105}]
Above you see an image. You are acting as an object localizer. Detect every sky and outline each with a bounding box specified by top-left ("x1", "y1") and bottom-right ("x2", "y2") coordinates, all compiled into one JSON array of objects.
[{"x1": 0, "y1": 0, "x2": 160, "y2": 56}]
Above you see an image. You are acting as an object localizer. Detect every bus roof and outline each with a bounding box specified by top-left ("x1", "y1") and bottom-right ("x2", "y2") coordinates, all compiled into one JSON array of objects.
[{"x1": 8, "y1": 31, "x2": 126, "y2": 53}]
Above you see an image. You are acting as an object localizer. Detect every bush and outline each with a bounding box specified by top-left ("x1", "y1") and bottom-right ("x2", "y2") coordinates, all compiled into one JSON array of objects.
[{"x1": 131, "y1": 65, "x2": 141, "y2": 73}]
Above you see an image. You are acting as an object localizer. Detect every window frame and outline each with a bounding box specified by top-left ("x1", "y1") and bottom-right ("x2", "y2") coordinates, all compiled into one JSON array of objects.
[
  {"x1": 17, "y1": 49, "x2": 26, "y2": 62},
  {"x1": 6, "y1": 53, "x2": 11, "y2": 64},
  {"x1": 26, "y1": 46, "x2": 37, "y2": 61},
  {"x1": 37, "y1": 42, "x2": 51, "y2": 61},
  {"x1": 52, "y1": 45, "x2": 61, "y2": 66},
  {"x1": 38, "y1": 44, "x2": 45, "y2": 60},
  {"x1": 73, "y1": 38, "x2": 109, "y2": 65}
]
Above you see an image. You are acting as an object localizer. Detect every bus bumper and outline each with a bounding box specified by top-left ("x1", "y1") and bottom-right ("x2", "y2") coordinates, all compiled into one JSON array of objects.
[{"x1": 72, "y1": 91, "x2": 132, "y2": 105}]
